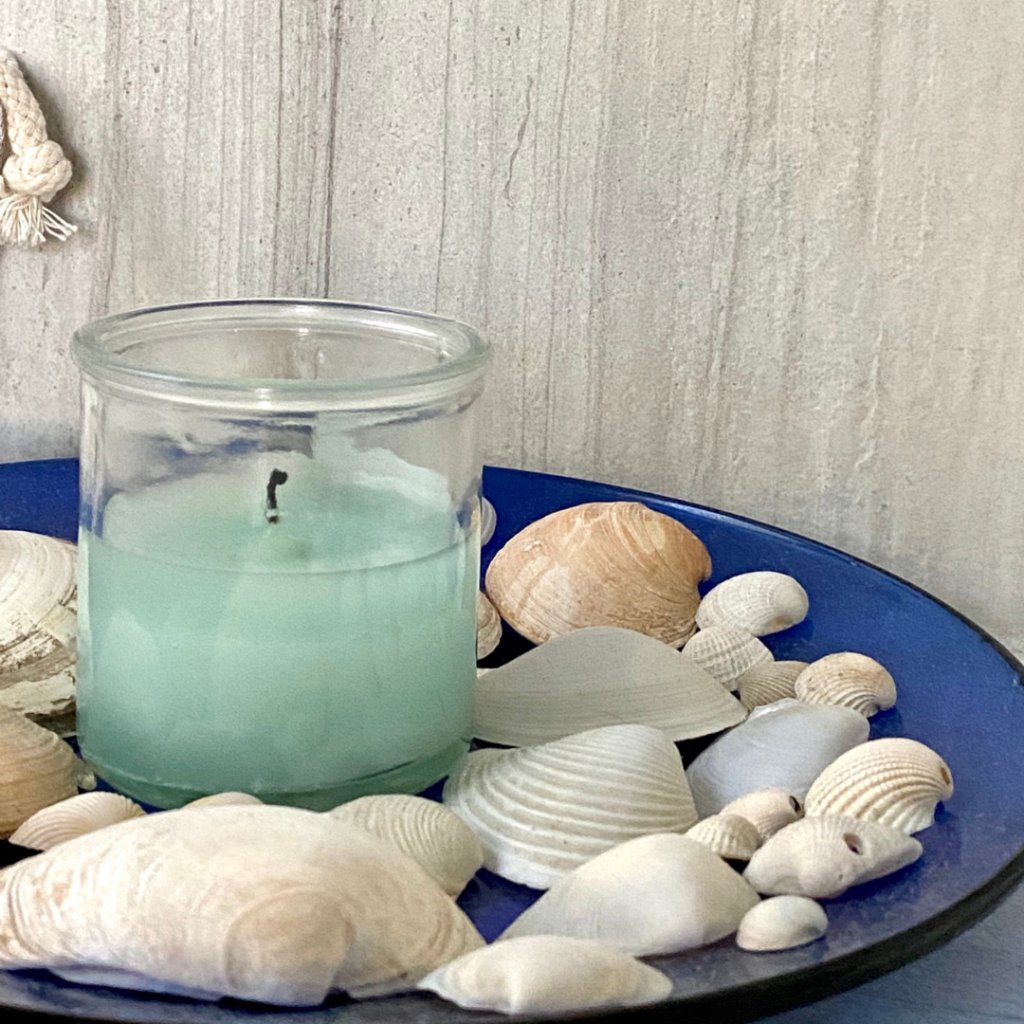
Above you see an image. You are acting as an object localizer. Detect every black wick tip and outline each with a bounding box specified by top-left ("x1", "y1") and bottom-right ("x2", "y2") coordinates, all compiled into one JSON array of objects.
[{"x1": 266, "y1": 469, "x2": 288, "y2": 523}]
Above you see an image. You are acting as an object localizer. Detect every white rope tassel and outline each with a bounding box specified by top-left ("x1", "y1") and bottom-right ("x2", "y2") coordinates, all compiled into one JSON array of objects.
[{"x1": 0, "y1": 49, "x2": 75, "y2": 247}]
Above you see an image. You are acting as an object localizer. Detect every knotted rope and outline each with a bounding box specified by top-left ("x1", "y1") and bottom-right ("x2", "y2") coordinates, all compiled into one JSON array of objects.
[{"x1": 0, "y1": 49, "x2": 75, "y2": 246}]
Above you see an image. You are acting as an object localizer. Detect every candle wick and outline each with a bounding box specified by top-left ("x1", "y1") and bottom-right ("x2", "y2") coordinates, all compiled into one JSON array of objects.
[{"x1": 265, "y1": 469, "x2": 288, "y2": 524}]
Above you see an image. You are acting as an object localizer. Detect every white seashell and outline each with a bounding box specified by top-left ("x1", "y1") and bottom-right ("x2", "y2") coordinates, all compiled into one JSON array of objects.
[
  {"x1": 794, "y1": 653, "x2": 897, "y2": 718},
  {"x1": 443, "y1": 724, "x2": 698, "y2": 889},
  {"x1": 329, "y1": 794, "x2": 484, "y2": 897},
  {"x1": 686, "y1": 699, "x2": 870, "y2": 818},
  {"x1": 0, "y1": 805, "x2": 484, "y2": 1004},
  {"x1": 500, "y1": 833, "x2": 760, "y2": 955},
  {"x1": 736, "y1": 896, "x2": 828, "y2": 951},
  {"x1": 484, "y1": 501, "x2": 712, "y2": 647},
  {"x1": 743, "y1": 814, "x2": 922, "y2": 898},
  {"x1": 720, "y1": 787, "x2": 804, "y2": 841},
  {"x1": 183, "y1": 791, "x2": 264, "y2": 808},
  {"x1": 472, "y1": 626, "x2": 746, "y2": 746},
  {"x1": 480, "y1": 497, "x2": 497, "y2": 546},
  {"x1": 10, "y1": 792, "x2": 146, "y2": 850},
  {"x1": 681, "y1": 626, "x2": 773, "y2": 689},
  {"x1": 804, "y1": 738, "x2": 953, "y2": 834},
  {"x1": 418, "y1": 936, "x2": 672, "y2": 1014},
  {"x1": 685, "y1": 814, "x2": 761, "y2": 861},
  {"x1": 476, "y1": 591, "x2": 502, "y2": 660},
  {"x1": 696, "y1": 572, "x2": 809, "y2": 636},
  {"x1": 738, "y1": 661, "x2": 808, "y2": 711},
  {"x1": 0, "y1": 666, "x2": 77, "y2": 737}
]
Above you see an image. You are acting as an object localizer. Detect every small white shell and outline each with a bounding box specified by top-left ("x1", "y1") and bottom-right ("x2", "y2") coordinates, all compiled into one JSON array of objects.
[
  {"x1": 418, "y1": 936, "x2": 672, "y2": 1014},
  {"x1": 794, "y1": 653, "x2": 897, "y2": 717},
  {"x1": 480, "y1": 497, "x2": 498, "y2": 546},
  {"x1": 720, "y1": 787, "x2": 804, "y2": 841},
  {"x1": 10, "y1": 792, "x2": 146, "y2": 850},
  {"x1": 737, "y1": 896, "x2": 828, "y2": 951},
  {"x1": 682, "y1": 626, "x2": 773, "y2": 689},
  {"x1": 738, "y1": 661, "x2": 808, "y2": 711},
  {"x1": 686, "y1": 814, "x2": 761, "y2": 861},
  {"x1": 804, "y1": 738, "x2": 953, "y2": 834},
  {"x1": 476, "y1": 592, "x2": 502, "y2": 660},
  {"x1": 184, "y1": 792, "x2": 264, "y2": 808},
  {"x1": 696, "y1": 572, "x2": 809, "y2": 636}
]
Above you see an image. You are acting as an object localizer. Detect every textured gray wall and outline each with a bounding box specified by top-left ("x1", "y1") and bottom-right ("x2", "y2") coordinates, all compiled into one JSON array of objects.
[{"x1": 2, "y1": 1, "x2": 1023, "y2": 654}]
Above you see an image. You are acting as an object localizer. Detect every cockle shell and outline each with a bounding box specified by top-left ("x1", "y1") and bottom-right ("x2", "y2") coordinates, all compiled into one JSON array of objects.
[
  {"x1": 720, "y1": 787, "x2": 804, "y2": 841},
  {"x1": 418, "y1": 936, "x2": 672, "y2": 1015},
  {"x1": 328, "y1": 794, "x2": 484, "y2": 897},
  {"x1": 9, "y1": 792, "x2": 146, "y2": 850},
  {"x1": 738, "y1": 661, "x2": 809, "y2": 711},
  {"x1": 476, "y1": 592, "x2": 502, "y2": 660},
  {"x1": 794, "y1": 653, "x2": 898, "y2": 718},
  {"x1": 804, "y1": 738, "x2": 953, "y2": 834},
  {"x1": 183, "y1": 791, "x2": 264, "y2": 808},
  {"x1": 443, "y1": 724, "x2": 698, "y2": 889},
  {"x1": 696, "y1": 572, "x2": 809, "y2": 637},
  {"x1": 472, "y1": 626, "x2": 746, "y2": 746},
  {"x1": 500, "y1": 833, "x2": 760, "y2": 955},
  {"x1": 743, "y1": 814, "x2": 922, "y2": 898},
  {"x1": 484, "y1": 502, "x2": 711, "y2": 647},
  {"x1": 0, "y1": 805, "x2": 484, "y2": 1005},
  {"x1": 682, "y1": 626, "x2": 773, "y2": 689},
  {"x1": 736, "y1": 896, "x2": 828, "y2": 952},
  {"x1": 685, "y1": 814, "x2": 761, "y2": 861}
]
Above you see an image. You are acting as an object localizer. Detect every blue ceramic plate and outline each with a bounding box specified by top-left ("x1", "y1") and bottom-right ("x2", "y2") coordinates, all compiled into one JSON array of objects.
[{"x1": 0, "y1": 459, "x2": 1022, "y2": 1024}]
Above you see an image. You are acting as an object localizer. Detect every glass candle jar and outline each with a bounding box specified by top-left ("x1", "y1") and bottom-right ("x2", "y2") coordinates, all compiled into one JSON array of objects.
[{"x1": 72, "y1": 300, "x2": 490, "y2": 809}]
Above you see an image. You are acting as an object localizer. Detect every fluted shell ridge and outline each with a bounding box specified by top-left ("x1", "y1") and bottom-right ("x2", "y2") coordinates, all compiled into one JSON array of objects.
[
  {"x1": 685, "y1": 814, "x2": 761, "y2": 861},
  {"x1": 696, "y1": 572, "x2": 809, "y2": 637},
  {"x1": 10, "y1": 792, "x2": 145, "y2": 850},
  {"x1": 794, "y1": 653, "x2": 897, "y2": 718},
  {"x1": 738, "y1": 661, "x2": 808, "y2": 711},
  {"x1": 682, "y1": 626, "x2": 773, "y2": 688},
  {"x1": 720, "y1": 787, "x2": 804, "y2": 841}
]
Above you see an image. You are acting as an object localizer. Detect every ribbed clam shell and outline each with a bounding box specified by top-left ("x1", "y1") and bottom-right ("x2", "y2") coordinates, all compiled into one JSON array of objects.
[
  {"x1": 682, "y1": 627, "x2": 773, "y2": 689},
  {"x1": 476, "y1": 592, "x2": 502, "y2": 660},
  {"x1": 473, "y1": 627, "x2": 746, "y2": 746},
  {"x1": 443, "y1": 724, "x2": 698, "y2": 889},
  {"x1": 743, "y1": 814, "x2": 922, "y2": 898},
  {"x1": 184, "y1": 792, "x2": 264, "y2": 808},
  {"x1": 736, "y1": 896, "x2": 828, "y2": 951},
  {"x1": 738, "y1": 661, "x2": 808, "y2": 711},
  {"x1": 480, "y1": 497, "x2": 498, "y2": 546},
  {"x1": 685, "y1": 814, "x2": 761, "y2": 861},
  {"x1": 720, "y1": 787, "x2": 804, "y2": 841},
  {"x1": 804, "y1": 738, "x2": 953, "y2": 834},
  {"x1": 10, "y1": 792, "x2": 146, "y2": 850},
  {"x1": 329, "y1": 795, "x2": 484, "y2": 897},
  {"x1": 484, "y1": 502, "x2": 712, "y2": 647},
  {"x1": 418, "y1": 936, "x2": 672, "y2": 1014},
  {"x1": 695, "y1": 572, "x2": 809, "y2": 637},
  {"x1": 794, "y1": 653, "x2": 897, "y2": 717}
]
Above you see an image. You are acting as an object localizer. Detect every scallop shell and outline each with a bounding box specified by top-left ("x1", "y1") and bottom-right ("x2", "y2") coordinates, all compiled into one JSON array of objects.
[
  {"x1": 500, "y1": 833, "x2": 760, "y2": 955},
  {"x1": 329, "y1": 794, "x2": 484, "y2": 897},
  {"x1": 183, "y1": 792, "x2": 264, "y2": 808},
  {"x1": 743, "y1": 814, "x2": 923, "y2": 898},
  {"x1": 484, "y1": 502, "x2": 711, "y2": 647},
  {"x1": 696, "y1": 572, "x2": 809, "y2": 637},
  {"x1": 472, "y1": 626, "x2": 746, "y2": 746},
  {"x1": 720, "y1": 787, "x2": 804, "y2": 841},
  {"x1": 794, "y1": 653, "x2": 897, "y2": 717},
  {"x1": 685, "y1": 813, "x2": 761, "y2": 861},
  {"x1": 736, "y1": 896, "x2": 828, "y2": 952},
  {"x1": 476, "y1": 592, "x2": 502, "y2": 660},
  {"x1": 682, "y1": 626, "x2": 773, "y2": 688},
  {"x1": 418, "y1": 936, "x2": 672, "y2": 1015},
  {"x1": 737, "y1": 661, "x2": 808, "y2": 711},
  {"x1": 443, "y1": 724, "x2": 698, "y2": 889},
  {"x1": 804, "y1": 738, "x2": 953, "y2": 834},
  {"x1": 9, "y1": 792, "x2": 146, "y2": 850},
  {"x1": 480, "y1": 497, "x2": 498, "y2": 546}
]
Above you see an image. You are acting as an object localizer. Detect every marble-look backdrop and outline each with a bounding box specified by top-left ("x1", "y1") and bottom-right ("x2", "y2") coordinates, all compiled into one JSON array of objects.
[{"x1": 2, "y1": 1, "x2": 1023, "y2": 653}]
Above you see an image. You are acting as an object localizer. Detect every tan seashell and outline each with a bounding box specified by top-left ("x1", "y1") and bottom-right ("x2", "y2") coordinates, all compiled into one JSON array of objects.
[
  {"x1": 804, "y1": 738, "x2": 953, "y2": 834},
  {"x1": 183, "y1": 792, "x2": 264, "y2": 808},
  {"x1": 484, "y1": 502, "x2": 711, "y2": 647},
  {"x1": 682, "y1": 626, "x2": 773, "y2": 689},
  {"x1": 10, "y1": 792, "x2": 146, "y2": 850},
  {"x1": 329, "y1": 794, "x2": 484, "y2": 897},
  {"x1": 686, "y1": 814, "x2": 761, "y2": 861},
  {"x1": 0, "y1": 666, "x2": 77, "y2": 737},
  {"x1": 794, "y1": 653, "x2": 897, "y2": 717},
  {"x1": 736, "y1": 896, "x2": 828, "y2": 951},
  {"x1": 737, "y1": 661, "x2": 808, "y2": 711},
  {"x1": 720, "y1": 787, "x2": 804, "y2": 841},
  {"x1": 696, "y1": 572, "x2": 809, "y2": 636},
  {"x1": 476, "y1": 591, "x2": 502, "y2": 660}
]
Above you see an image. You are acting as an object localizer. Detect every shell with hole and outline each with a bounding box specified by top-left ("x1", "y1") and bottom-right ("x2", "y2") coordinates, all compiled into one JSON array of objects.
[
  {"x1": 737, "y1": 661, "x2": 808, "y2": 711},
  {"x1": 10, "y1": 791, "x2": 146, "y2": 850},
  {"x1": 720, "y1": 787, "x2": 804, "y2": 841},
  {"x1": 443, "y1": 724, "x2": 698, "y2": 889},
  {"x1": 695, "y1": 572, "x2": 809, "y2": 637},
  {"x1": 736, "y1": 896, "x2": 828, "y2": 952},
  {"x1": 484, "y1": 501, "x2": 711, "y2": 647},
  {"x1": 472, "y1": 626, "x2": 746, "y2": 746},
  {"x1": 794, "y1": 653, "x2": 897, "y2": 717},
  {"x1": 685, "y1": 813, "x2": 761, "y2": 861},
  {"x1": 681, "y1": 626, "x2": 773, "y2": 689},
  {"x1": 476, "y1": 592, "x2": 502, "y2": 660}
]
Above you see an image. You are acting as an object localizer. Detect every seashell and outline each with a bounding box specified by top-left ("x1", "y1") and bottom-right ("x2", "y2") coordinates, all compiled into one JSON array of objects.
[
  {"x1": 738, "y1": 661, "x2": 808, "y2": 711},
  {"x1": 681, "y1": 626, "x2": 773, "y2": 689},
  {"x1": 804, "y1": 738, "x2": 953, "y2": 834},
  {"x1": 794, "y1": 653, "x2": 897, "y2": 718},
  {"x1": 0, "y1": 805, "x2": 484, "y2": 1004},
  {"x1": 329, "y1": 794, "x2": 484, "y2": 897},
  {"x1": 696, "y1": 572, "x2": 809, "y2": 636},
  {"x1": 720, "y1": 787, "x2": 804, "y2": 841},
  {"x1": 0, "y1": 666, "x2": 77, "y2": 737},
  {"x1": 500, "y1": 833, "x2": 760, "y2": 955},
  {"x1": 443, "y1": 724, "x2": 698, "y2": 889},
  {"x1": 476, "y1": 591, "x2": 502, "y2": 660},
  {"x1": 10, "y1": 792, "x2": 146, "y2": 850},
  {"x1": 183, "y1": 791, "x2": 264, "y2": 808},
  {"x1": 686, "y1": 699, "x2": 870, "y2": 818},
  {"x1": 484, "y1": 501, "x2": 711, "y2": 647},
  {"x1": 480, "y1": 497, "x2": 497, "y2": 546},
  {"x1": 472, "y1": 626, "x2": 746, "y2": 746},
  {"x1": 743, "y1": 814, "x2": 922, "y2": 898},
  {"x1": 685, "y1": 813, "x2": 761, "y2": 861},
  {"x1": 736, "y1": 896, "x2": 828, "y2": 951}
]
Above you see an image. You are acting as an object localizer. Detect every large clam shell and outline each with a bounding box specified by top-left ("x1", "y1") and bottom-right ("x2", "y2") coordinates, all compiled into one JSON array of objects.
[
  {"x1": 685, "y1": 814, "x2": 761, "y2": 861},
  {"x1": 10, "y1": 792, "x2": 146, "y2": 850},
  {"x1": 472, "y1": 626, "x2": 746, "y2": 746},
  {"x1": 443, "y1": 724, "x2": 698, "y2": 889},
  {"x1": 737, "y1": 661, "x2": 808, "y2": 711},
  {"x1": 794, "y1": 653, "x2": 897, "y2": 718},
  {"x1": 681, "y1": 626, "x2": 773, "y2": 689},
  {"x1": 736, "y1": 896, "x2": 828, "y2": 952},
  {"x1": 484, "y1": 502, "x2": 711, "y2": 647},
  {"x1": 476, "y1": 592, "x2": 502, "y2": 660},
  {"x1": 696, "y1": 572, "x2": 809, "y2": 636},
  {"x1": 720, "y1": 787, "x2": 804, "y2": 841}
]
